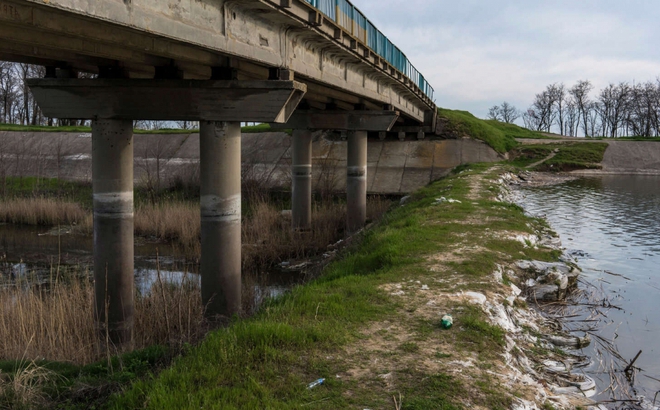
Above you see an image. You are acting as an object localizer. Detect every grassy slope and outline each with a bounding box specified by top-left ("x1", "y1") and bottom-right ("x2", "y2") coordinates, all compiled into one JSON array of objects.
[
  {"x1": 510, "y1": 142, "x2": 609, "y2": 171},
  {"x1": 437, "y1": 108, "x2": 549, "y2": 154},
  {"x1": 104, "y1": 163, "x2": 559, "y2": 410}
]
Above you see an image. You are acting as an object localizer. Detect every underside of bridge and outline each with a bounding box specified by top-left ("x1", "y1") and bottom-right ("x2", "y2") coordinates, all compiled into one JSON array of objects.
[
  {"x1": 0, "y1": 0, "x2": 436, "y2": 130},
  {"x1": 4, "y1": 0, "x2": 439, "y2": 346}
]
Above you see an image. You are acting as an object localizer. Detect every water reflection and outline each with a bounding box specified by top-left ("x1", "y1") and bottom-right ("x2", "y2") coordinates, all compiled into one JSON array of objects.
[
  {"x1": 520, "y1": 175, "x2": 660, "y2": 400},
  {"x1": 0, "y1": 223, "x2": 304, "y2": 304}
]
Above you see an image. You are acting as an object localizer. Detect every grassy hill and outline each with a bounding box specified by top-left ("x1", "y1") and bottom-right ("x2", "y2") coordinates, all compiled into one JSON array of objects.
[{"x1": 437, "y1": 108, "x2": 549, "y2": 154}]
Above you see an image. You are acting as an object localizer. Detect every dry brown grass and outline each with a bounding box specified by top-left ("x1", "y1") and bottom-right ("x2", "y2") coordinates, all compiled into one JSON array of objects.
[
  {"x1": 0, "y1": 271, "x2": 204, "y2": 365},
  {"x1": 0, "y1": 359, "x2": 60, "y2": 410},
  {"x1": 243, "y1": 197, "x2": 391, "y2": 270},
  {"x1": 0, "y1": 197, "x2": 87, "y2": 226},
  {"x1": 0, "y1": 197, "x2": 392, "y2": 366},
  {"x1": 134, "y1": 202, "x2": 200, "y2": 255}
]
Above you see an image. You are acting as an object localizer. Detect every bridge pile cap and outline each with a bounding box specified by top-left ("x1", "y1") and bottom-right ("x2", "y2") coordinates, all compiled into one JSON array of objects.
[{"x1": 26, "y1": 79, "x2": 307, "y2": 123}]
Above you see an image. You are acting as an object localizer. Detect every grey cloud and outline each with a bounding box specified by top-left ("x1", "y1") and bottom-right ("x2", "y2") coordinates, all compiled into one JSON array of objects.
[{"x1": 355, "y1": 0, "x2": 660, "y2": 117}]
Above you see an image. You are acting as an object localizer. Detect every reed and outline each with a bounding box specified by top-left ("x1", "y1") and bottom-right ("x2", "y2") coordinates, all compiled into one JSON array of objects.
[
  {"x1": 1, "y1": 195, "x2": 391, "y2": 270},
  {"x1": 0, "y1": 197, "x2": 86, "y2": 226},
  {"x1": 0, "y1": 270, "x2": 204, "y2": 365}
]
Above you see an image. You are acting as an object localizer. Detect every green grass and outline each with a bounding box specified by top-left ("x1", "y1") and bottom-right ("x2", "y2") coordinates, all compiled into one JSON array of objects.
[
  {"x1": 103, "y1": 163, "x2": 555, "y2": 409},
  {"x1": 0, "y1": 345, "x2": 172, "y2": 410},
  {"x1": 0, "y1": 176, "x2": 200, "y2": 208},
  {"x1": 510, "y1": 142, "x2": 608, "y2": 171},
  {"x1": 437, "y1": 108, "x2": 547, "y2": 154},
  {"x1": 0, "y1": 163, "x2": 560, "y2": 409},
  {"x1": 586, "y1": 135, "x2": 660, "y2": 141}
]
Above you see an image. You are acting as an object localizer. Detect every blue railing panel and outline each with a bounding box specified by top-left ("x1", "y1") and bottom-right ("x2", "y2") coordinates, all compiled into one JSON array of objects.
[
  {"x1": 353, "y1": 9, "x2": 367, "y2": 43},
  {"x1": 316, "y1": 0, "x2": 335, "y2": 21},
  {"x1": 337, "y1": 0, "x2": 353, "y2": 32},
  {"x1": 303, "y1": 0, "x2": 434, "y2": 101}
]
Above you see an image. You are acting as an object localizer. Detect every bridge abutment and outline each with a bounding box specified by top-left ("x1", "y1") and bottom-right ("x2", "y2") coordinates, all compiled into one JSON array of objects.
[{"x1": 92, "y1": 119, "x2": 135, "y2": 346}]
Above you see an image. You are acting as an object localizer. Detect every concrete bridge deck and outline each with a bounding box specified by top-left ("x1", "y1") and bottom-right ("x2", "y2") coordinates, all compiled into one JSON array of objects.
[{"x1": 1, "y1": 0, "x2": 435, "y2": 127}]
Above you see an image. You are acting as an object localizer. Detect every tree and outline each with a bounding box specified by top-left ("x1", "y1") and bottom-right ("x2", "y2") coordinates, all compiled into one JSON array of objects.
[
  {"x1": 500, "y1": 102, "x2": 519, "y2": 123},
  {"x1": 488, "y1": 102, "x2": 519, "y2": 124},
  {"x1": 487, "y1": 105, "x2": 502, "y2": 121},
  {"x1": 547, "y1": 83, "x2": 567, "y2": 135},
  {"x1": 569, "y1": 80, "x2": 594, "y2": 137},
  {"x1": 527, "y1": 91, "x2": 556, "y2": 132}
]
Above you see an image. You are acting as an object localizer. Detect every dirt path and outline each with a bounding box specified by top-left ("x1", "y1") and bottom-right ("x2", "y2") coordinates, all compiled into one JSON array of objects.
[{"x1": 526, "y1": 151, "x2": 557, "y2": 169}]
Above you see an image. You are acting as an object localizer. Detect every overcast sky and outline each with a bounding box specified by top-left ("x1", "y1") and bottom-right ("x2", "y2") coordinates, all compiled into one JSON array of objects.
[{"x1": 354, "y1": 0, "x2": 660, "y2": 119}]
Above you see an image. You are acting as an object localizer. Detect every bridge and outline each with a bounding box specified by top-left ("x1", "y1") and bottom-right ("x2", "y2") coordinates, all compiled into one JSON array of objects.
[{"x1": 1, "y1": 0, "x2": 438, "y2": 345}]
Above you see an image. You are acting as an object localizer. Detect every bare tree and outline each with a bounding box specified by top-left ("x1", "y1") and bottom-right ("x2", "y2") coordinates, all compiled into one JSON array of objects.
[
  {"x1": 500, "y1": 102, "x2": 519, "y2": 123},
  {"x1": 0, "y1": 61, "x2": 17, "y2": 124},
  {"x1": 175, "y1": 121, "x2": 199, "y2": 130},
  {"x1": 569, "y1": 80, "x2": 594, "y2": 137},
  {"x1": 547, "y1": 83, "x2": 567, "y2": 135},
  {"x1": 487, "y1": 105, "x2": 502, "y2": 121},
  {"x1": 527, "y1": 91, "x2": 556, "y2": 132},
  {"x1": 488, "y1": 102, "x2": 519, "y2": 123}
]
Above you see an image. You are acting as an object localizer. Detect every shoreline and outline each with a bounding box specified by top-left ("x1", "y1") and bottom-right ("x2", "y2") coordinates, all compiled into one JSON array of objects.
[
  {"x1": 108, "y1": 164, "x2": 607, "y2": 409},
  {"x1": 1, "y1": 164, "x2": 647, "y2": 409}
]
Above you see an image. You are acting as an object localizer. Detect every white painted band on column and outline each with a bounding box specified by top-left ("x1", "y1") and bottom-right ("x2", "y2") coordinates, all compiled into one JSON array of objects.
[
  {"x1": 201, "y1": 193, "x2": 241, "y2": 222},
  {"x1": 347, "y1": 165, "x2": 367, "y2": 177},
  {"x1": 93, "y1": 192, "x2": 134, "y2": 215},
  {"x1": 292, "y1": 164, "x2": 312, "y2": 177}
]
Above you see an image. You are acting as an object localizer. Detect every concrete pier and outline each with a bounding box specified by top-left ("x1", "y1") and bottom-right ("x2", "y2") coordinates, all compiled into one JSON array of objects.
[
  {"x1": 346, "y1": 130, "x2": 368, "y2": 232},
  {"x1": 92, "y1": 119, "x2": 134, "y2": 345},
  {"x1": 291, "y1": 129, "x2": 313, "y2": 230},
  {"x1": 200, "y1": 121, "x2": 242, "y2": 318}
]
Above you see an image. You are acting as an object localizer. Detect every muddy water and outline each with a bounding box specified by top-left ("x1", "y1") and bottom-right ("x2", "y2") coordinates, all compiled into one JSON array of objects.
[
  {"x1": 520, "y1": 176, "x2": 660, "y2": 401},
  {"x1": 0, "y1": 223, "x2": 302, "y2": 297}
]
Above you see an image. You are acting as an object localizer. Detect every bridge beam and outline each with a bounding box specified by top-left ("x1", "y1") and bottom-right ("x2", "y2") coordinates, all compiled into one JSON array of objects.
[
  {"x1": 92, "y1": 119, "x2": 134, "y2": 346},
  {"x1": 271, "y1": 110, "x2": 399, "y2": 131}
]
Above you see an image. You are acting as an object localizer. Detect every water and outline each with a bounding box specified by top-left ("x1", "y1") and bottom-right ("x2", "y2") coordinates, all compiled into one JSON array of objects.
[
  {"x1": 519, "y1": 175, "x2": 660, "y2": 402},
  {"x1": 0, "y1": 223, "x2": 303, "y2": 298}
]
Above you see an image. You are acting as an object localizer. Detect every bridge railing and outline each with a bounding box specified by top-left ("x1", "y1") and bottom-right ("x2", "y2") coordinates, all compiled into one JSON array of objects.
[{"x1": 303, "y1": 0, "x2": 434, "y2": 102}]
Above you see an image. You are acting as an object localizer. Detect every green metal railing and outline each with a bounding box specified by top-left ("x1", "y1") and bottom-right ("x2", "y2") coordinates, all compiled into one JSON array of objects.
[{"x1": 304, "y1": 0, "x2": 434, "y2": 101}]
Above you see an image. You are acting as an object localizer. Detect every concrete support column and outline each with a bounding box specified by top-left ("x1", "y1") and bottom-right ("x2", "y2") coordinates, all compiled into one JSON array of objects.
[
  {"x1": 200, "y1": 121, "x2": 242, "y2": 318},
  {"x1": 92, "y1": 119, "x2": 134, "y2": 346},
  {"x1": 346, "y1": 130, "x2": 368, "y2": 233},
  {"x1": 291, "y1": 129, "x2": 312, "y2": 230}
]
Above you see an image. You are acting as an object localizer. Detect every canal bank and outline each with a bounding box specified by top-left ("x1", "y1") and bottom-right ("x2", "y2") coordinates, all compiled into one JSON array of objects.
[{"x1": 94, "y1": 164, "x2": 603, "y2": 410}]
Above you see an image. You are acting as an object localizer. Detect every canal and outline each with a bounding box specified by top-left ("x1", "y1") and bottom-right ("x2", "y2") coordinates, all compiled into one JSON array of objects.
[{"x1": 520, "y1": 175, "x2": 660, "y2": 404}]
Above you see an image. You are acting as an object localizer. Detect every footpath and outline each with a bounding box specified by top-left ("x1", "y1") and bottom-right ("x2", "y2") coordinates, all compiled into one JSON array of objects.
[{"x1": 110, "y1": 164, "x2": 600, "y2": 410}]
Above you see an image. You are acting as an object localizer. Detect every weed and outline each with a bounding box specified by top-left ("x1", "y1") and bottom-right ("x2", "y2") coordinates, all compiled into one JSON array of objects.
[{"x1": 398, "y1": 342, "x2": 420, "y2": 353}]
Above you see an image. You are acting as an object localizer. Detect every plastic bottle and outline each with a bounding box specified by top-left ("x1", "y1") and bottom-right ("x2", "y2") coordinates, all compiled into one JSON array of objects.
[{"x1": 307, "y1": 378, "x2": 325, "y2": 389}]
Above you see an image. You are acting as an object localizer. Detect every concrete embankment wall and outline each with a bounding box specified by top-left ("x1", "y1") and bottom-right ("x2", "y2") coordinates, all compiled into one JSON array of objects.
[
  {"x1": 596, "y1": 141, "x2": 660, "y2": 175},
  {"x1": 0, "y1": 131, "x2": 504, "y2": 194}
]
